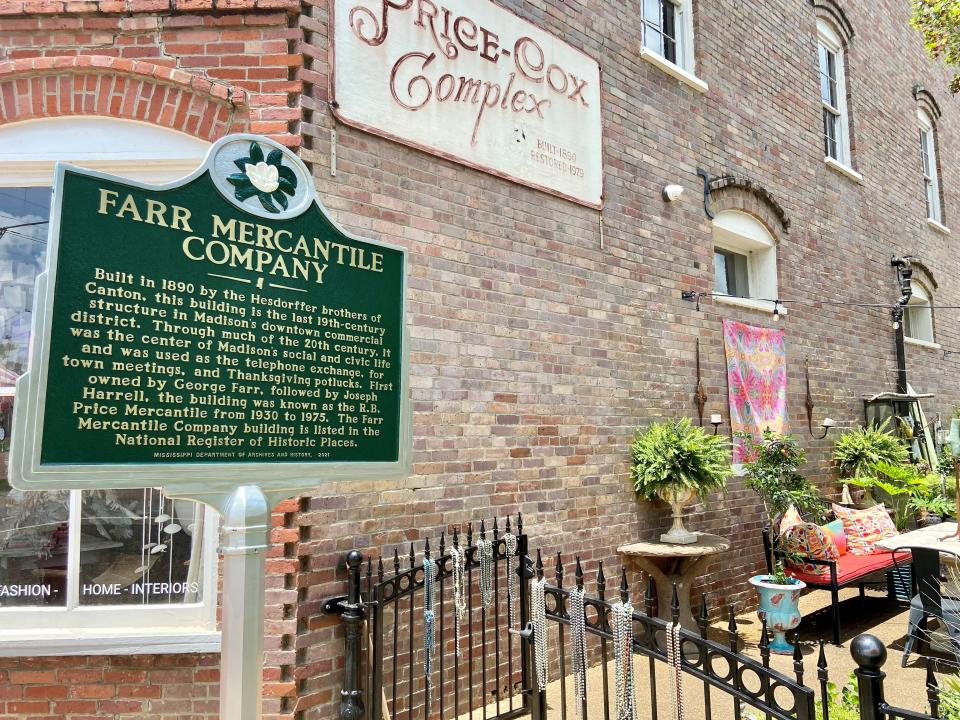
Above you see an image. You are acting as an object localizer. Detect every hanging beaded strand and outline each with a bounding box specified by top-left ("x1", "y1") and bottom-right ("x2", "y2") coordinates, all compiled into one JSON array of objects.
[
  {"x1": 569, "y1": 558, "x2": 588, "y2": 720},
  {"x1": 665, "y1": 584, "x2": 685, "y2": 720},
  {"x1": 450, "y1": 529, "x2": 466, "y2": 657},
  {"x1": 503, "y1": 518, "x2": 518, "y2": 628},
  {"x1": 531, "y1": 549, "x2": 548, "y2": 692},
  {"x1": 612, "y1": 569, "x2": 636, "y2": 720},
  {"x1": 477, "y1": 523, "x2": 494, "y2": 609},
  {"x1": 665, "y1": 621, "x2": 685, "y2": 720},
  {"x1": 422, "y1": 547, "x2": 439, "y2": 715}
]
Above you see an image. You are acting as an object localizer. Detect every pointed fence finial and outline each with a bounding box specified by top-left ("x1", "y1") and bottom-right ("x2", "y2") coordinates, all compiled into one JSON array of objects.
[
  {"x1": 670, "y1": 583, "x2": 680, "y2": 625},
  {"x1": 393, "y1": 548, "x2": 401, "y2": 575},
  {"x1": 759, "y1": 616, "x2": 771, "y2": 668},
  {"x1": 555, "y1": 552, "x2": 564, "y2": 587},
  {"x1": 619, "y1": 568, "x2": 629, "y2": 603},
  {"x1": 597, "y1": 560, "x2": 606, "y2": 599},
  {"x1": 727, "y1": 605, "x2": 739, "y2": 652},
  {"x1": 517, "y1": 511, "x2": 523, "y2": 534},
  {"x1": 536, "y1": 548, "x2": 544, "y2": 580},
  {"x1": 698, "y1": 594, "x2": 709, "y2": 639},
  {"x1": 575, "y1": 556, "x2": 584, "y2": 590},
  {"x1": 644, "y1": 576, "x2": 656, "y2": 616},
  {"x1": 793, "y1": 634, "x2": 804, "y2": 684}
]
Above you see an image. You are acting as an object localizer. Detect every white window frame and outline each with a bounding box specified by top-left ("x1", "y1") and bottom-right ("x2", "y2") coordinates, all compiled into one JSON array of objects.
[
  {"x1": 903, "y1": 283, "x2": 937, "y2": 348},
  {"x1": 639, "y1": 0, "x2": 708, "y2": 93},
  {"x1": 711, "y1": 211, "x2": 780, "y2": 314},
  {"x1": 817, "y1": 19, "x2": 854, "y2": 173},
  {"x1": 0, "y1": 116, "x2": 219, "y2": 655},
  {"x1": 918, "y1": 108, "x2": 943, "y2": 226}
]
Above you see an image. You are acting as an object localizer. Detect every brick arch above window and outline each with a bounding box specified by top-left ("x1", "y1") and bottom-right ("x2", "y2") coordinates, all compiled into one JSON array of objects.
[
  {"x1": 910, "y1": 260, "x2": 939, "y2": 292},
  {"x1": 810, "y1": 0, "x2": 855, "y2": 46},
  {"x1": 0, "y1": 55, "x2": 248, "y2": 142},
  {"x1": 913, "y1": 86, "x2": 943, "y2": 122},
  {"x1": 707, "y1": 175, "x2": 790, "y2": 242}
]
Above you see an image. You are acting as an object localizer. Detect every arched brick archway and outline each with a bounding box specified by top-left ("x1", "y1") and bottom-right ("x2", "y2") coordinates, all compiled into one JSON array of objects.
[
  {"x1": 0, "y1": 56, "x2": 248, "y2": 141},
  {"x1": 708, "y1": 175, "x2": 791, "y2": 243}
]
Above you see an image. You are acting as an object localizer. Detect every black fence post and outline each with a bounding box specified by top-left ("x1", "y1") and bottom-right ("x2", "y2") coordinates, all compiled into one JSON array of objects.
[
  {"x1": 850, "y1": 634, "x2": 887, "y2": 720},
  {"x1": 323, "y1": 550, "x2": 367, "y2": 720},
  {"x1": 341, "y1": 550, "x2": 366, "y2": 720}
]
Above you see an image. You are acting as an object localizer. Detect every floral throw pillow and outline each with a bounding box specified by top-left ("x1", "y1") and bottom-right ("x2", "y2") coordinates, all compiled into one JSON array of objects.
[
  {"x1": 831, "y1": 503, "x2": 898, "y2": 555},
  {"x1": 781, "y1": 522, "x2": 840, "y2": 576},
  {"x1": 779, "y1": 505, "x2": 804, "y2": 535}
]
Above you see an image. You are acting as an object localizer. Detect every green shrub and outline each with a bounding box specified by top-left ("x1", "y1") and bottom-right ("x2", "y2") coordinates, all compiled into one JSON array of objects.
[{"x1": 816, "y1": 674, "x2": 859, "y2": 720}]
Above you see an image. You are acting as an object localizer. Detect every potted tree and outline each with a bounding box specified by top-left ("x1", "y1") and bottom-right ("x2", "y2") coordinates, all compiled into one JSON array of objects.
[
  {"x1": 740, "y1": 430, "x2": 824, "y2": 653},
  {"x1": 631, "y1": 418, "x2": 732, "y2": 544}
]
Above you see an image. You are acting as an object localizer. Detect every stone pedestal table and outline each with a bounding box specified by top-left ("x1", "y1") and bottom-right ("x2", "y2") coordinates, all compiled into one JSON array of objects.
[{"x1": 618, "y1": 533, "x2": 731, "y2": 629}]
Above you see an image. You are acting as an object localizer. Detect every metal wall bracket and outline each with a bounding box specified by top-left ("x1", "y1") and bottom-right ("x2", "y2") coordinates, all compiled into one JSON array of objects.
[
  {"x1": 323, "y1": 595, "x2": 350, "y2": 615},
  {"x1": 697, "y1": 168, "x2": 716, "y2": 220}
]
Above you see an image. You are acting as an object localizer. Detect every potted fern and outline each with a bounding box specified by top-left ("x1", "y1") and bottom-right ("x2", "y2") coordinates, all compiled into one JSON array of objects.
[
  {"x1": 630, "y1": 418, "x2": 732, "y2": 544},
  {"x1": 833, "y1": 420, "x2": 909, "y2": 504}
]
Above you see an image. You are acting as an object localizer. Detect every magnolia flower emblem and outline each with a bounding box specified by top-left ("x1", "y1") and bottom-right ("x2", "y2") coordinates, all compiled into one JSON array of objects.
[
  {"x1": 226, "y1": 141, "x2": 298, "y2": 213},
  {"x1": 245, "y1": 161, "x2": 279, "y2": 193}
]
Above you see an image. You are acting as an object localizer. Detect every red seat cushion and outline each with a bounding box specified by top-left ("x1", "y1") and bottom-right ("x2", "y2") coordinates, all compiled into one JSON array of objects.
[{"x1": 785, "y1": 551, "x2": 911, "y2": 586}]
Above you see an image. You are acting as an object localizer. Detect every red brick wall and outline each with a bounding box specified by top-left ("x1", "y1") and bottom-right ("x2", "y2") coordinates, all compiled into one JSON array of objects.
[
  {"x1": 0, "y1": 655, "x2": 219, "y2": 718},
  {"x1": 0, "y1": 2, "x2": 302, "y2": 718},
  {"x1": 293, "y1": 1, "x2": 960, "y2": 717},
  {"x1": 0, "y1": 0, "x2": 959, "y2": 718}
]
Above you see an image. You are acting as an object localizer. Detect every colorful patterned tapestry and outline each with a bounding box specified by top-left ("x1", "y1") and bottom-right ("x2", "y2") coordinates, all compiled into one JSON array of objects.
[{"x1": 722, "y1": 320, "x2": 788, "y2": 462}]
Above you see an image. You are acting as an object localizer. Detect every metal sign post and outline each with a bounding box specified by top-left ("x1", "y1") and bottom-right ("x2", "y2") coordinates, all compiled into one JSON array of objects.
[
  {"x1": 7, "y1": 134, "x2": 411, "y2": 719},
  {"x1": 219, "y1": 485, "x2": 271, "y2": 720}
]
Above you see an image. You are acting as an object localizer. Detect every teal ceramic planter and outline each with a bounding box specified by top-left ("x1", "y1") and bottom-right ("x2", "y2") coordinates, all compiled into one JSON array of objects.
[{"x1": 749, "y1": 575, "x2": 805, "y2": 654}]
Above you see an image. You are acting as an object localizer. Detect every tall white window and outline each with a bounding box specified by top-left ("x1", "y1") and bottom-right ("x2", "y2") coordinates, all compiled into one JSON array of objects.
[
  {"x1": 818, "y1": 20, "x2": 851, "y2": 167},
  {"x1": 712, "y1": 211, "x2": 779, "y2": 313},
  {"x1": 642, "y1": 0, "x2": 683, "y2": 65},
  {"x1": 919, "y1": 109, "x2": 942, "y2": 225},
  {"x1": 639, "y1": 0, "x2": 704, "y2": 90},
  {"x1": 0, "y1": 117, "x2": 218, "y2": 655},
  {"x1": 904, "y1": 283, "x2": 935, "y2": 346}
]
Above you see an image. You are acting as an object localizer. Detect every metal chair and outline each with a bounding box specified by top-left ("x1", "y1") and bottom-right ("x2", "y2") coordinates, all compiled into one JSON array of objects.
[{"x1": 893, "y1": 545, "x2": 960, "y2": 667}]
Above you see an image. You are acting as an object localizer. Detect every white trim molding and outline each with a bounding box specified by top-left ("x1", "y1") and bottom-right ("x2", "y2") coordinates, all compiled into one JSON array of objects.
[
  {"x1": 927, "y1": 218, "x2": 951, "y2": 235},
  {"x1": 904, "y1": 337, "x2": 941, "y2": 351},
  {"x1": 639, "y1": 48, "x2": 709, "y2": 93},
  {"x1": 0, "y1": 629, "x2": 221, "y2": 657},
  {"x1": 825, "y1": 156, "x2": 864, "y2": 183}
]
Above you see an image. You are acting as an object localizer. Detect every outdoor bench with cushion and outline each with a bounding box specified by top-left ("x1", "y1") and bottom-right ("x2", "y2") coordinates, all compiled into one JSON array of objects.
[{"x1": 761, "y1": 503, "x2": 911, "y2": 645}]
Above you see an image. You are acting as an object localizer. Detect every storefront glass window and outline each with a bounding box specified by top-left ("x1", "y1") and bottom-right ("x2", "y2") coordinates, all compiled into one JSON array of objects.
[
  {"x1": 0, "y1": 188, "x2": 207, "y2": 610},
  {"x1": 0, "y1": 116, "x2": 217, "y2": 637}
]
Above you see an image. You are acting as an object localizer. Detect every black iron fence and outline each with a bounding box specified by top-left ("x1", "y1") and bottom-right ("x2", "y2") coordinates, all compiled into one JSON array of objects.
[{"x1": 324, "y1": 513, "x2": 946, "y2": 720}]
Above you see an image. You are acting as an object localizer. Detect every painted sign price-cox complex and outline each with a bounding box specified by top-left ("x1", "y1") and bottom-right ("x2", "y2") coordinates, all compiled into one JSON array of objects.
[
  {"x1": 9, "y1": 134, "x2": 410, "y2": 499},
  {"x1": 332, "y1": 0, "x2": 603, "y2": 208}
]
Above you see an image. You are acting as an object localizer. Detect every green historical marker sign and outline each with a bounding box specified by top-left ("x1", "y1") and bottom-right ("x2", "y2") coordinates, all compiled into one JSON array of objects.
[{"x1": 8, "y1": 134, "x2": 410, "y2": 497}]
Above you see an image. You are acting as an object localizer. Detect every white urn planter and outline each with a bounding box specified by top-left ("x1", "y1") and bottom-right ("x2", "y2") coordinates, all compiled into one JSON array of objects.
[{"x1": 658, "y1": 487, "x2": 699, "y2": 544}]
